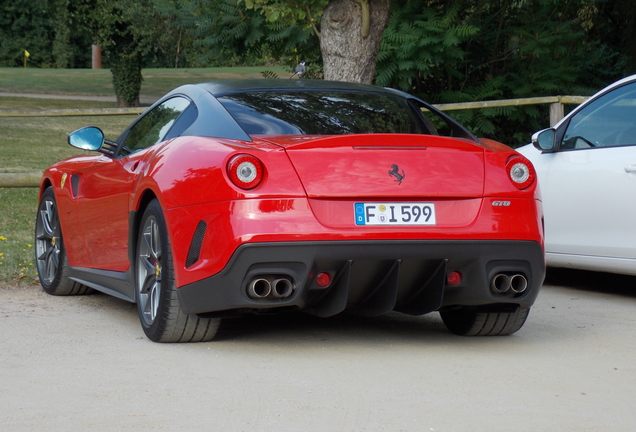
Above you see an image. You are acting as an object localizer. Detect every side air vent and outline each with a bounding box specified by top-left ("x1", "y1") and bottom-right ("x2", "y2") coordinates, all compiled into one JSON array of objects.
[
  {"x1": 185, "y1": 221, "x2": 207, "y2": 268},
  {"x1": 71, "y1": 174, "x2": 80, "y2": 197}
]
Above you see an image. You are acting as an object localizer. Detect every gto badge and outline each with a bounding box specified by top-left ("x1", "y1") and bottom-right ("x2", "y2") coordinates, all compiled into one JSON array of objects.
[
  {"x1": 492, "y1": 201, "x2": 511, "y2": 207},
  {"x1": 388, "y1": 164, "x2": 405, "y2": 185}
]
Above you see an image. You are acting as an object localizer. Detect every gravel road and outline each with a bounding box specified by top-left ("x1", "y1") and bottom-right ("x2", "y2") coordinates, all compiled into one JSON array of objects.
[{"x1": 1, "y1": 268, "x2": 635, "y2": 431}]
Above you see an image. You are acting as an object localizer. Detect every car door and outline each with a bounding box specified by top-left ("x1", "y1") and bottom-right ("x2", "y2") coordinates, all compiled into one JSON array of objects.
[
  {"x1": 75, "y1": 96, "x2": 193, "y2": 272},
  {"x1": 534, "y1": 81, "x2": 636, "y2": 260}
]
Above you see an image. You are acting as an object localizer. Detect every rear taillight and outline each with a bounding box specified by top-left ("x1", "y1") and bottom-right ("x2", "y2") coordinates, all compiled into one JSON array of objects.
[
  {"x1": 227, "y1": 154, "x2": 264, "y2": 190},
  {"x1": 506, "y1": 156, "x2": 535, "y2": 189}
]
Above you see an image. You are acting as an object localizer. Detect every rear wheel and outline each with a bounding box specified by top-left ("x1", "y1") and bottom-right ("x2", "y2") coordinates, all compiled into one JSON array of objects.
[
  {"x1": 135, "y1": 199, "x2": 220, "y2": 342},
  {"x1": 35, "y1": 187, "x2": 92, "y2": 295},
  {"x1": 440, "y1": 307, "x2": 530, "y2": 336}
]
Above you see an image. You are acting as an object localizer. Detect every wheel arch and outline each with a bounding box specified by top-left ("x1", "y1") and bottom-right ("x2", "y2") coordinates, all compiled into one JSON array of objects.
[
  {"x1": 39, "y1": 178, "x2": 53, "y2": 198},
  {"x1": 128, "y1": 189, "x2": 159, "y2": 270}
]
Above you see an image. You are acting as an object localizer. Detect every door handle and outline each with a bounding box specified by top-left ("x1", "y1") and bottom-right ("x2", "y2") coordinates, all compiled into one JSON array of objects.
[
  {"x1": 125, "y1": 161, "x2": 141, "y2": 173},
  {"x1": 625, "y1": 164, "x2": 636, "y2": 173}
]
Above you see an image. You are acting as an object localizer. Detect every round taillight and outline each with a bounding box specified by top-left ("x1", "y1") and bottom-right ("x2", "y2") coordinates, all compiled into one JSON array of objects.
[
  {"x1": 227, "y1": 154, "x2": 264, "y2": 190},
  {"x1": 506, "y1": 156, "x2": 535, "y2": 190}
]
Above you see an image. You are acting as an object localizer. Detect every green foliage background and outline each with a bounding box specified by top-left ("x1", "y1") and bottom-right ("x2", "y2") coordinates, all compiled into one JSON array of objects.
[{"x1": 1, "y1": 0, "x2": 635, "y2": 143}]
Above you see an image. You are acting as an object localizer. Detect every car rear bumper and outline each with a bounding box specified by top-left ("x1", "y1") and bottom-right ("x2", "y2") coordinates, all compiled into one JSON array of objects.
[{"x1": 177, "y1": 239, "x2": 545, "y2": 318}]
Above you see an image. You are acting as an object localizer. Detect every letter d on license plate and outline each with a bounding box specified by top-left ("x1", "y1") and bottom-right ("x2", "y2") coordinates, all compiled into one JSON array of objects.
[{"x1": 354, "y1": 203, "x2": 436, "y2": 226}]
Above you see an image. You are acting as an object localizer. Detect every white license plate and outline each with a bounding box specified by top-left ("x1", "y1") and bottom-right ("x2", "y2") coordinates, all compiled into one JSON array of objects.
[{"x1": 354, "y1": 203, "x2": 436, "y2": 226}]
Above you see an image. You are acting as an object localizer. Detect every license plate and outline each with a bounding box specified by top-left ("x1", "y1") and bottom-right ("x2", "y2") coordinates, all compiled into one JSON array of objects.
[{"x1": 354, "y1": 203, "x2": 436, "y2": 226}]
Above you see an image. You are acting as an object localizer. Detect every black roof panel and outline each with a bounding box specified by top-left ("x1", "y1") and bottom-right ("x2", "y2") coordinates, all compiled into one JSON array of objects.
[{"x1": 196, "y1": 79, "x2": 408, "y2": 98}]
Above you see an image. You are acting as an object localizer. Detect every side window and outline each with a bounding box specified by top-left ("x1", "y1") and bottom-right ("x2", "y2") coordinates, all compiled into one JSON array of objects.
[
  {"x1": 164, "y1": 103, "x2": 198, "y2": 141},
  {"x1": 121, "y1": 97, "x2": 191, "y2": 154},
  {"x1": 419, "y1": 107, "x2": 451, "y2": 136},
  {"x1": 562, "y1": 82, "x2": 636, "y2": 150},
  {"x1": 417, "y1": 104, "x2": 473, "y2": 139}
]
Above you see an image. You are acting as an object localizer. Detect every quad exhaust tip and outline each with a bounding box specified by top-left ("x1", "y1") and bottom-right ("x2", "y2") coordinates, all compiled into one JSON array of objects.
[
  {"x1": 490, "y1": 273, "x2": 528, "y2": 294},
  {"x1": 509, "y1": 274, "x2": 528, "y2": 293},
  {"x1": 247, "y1": 276, "x2": 295, "y2": 300},
  {"x1": 271, "y1": 278, "x2": 294, "y2": 298},
  {"x1": 247, "y1": 278, "x2": 272, "y2": 298}
]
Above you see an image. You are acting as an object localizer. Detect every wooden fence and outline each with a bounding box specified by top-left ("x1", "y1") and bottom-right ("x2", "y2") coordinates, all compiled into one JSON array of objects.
[{"x1": 0, "y1": 95, "x2": 588, "y2": 188}]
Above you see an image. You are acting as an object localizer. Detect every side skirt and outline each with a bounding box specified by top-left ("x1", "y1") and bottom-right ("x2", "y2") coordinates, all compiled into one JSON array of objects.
[{"x1": 68, "y1": 266, "x2": 135, "y2": 303}]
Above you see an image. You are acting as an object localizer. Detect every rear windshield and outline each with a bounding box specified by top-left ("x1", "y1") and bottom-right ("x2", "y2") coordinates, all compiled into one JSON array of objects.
[{"x1": 217, "y1": 91, "x2": 425, "y2": 135}]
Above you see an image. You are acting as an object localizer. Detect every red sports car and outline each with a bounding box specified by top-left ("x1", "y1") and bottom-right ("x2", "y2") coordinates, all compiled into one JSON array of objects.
[{"x1": 35, "y1": 80, "x2": 544, "y2": 342}]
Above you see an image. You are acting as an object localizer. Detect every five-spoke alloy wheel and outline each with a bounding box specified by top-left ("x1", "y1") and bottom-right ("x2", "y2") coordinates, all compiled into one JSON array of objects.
[
  {"x1": 135, "y1": 199, "x2": 220, "y2": 342},
  {"x1": 137, "y1": 213, "x2": 163, "y2": 327},
  {"x1": 35, "y1": 187, "x2": 90, "y2": 295}
]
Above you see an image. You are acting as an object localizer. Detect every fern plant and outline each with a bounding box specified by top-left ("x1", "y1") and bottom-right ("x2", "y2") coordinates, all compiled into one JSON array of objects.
[{"x1": 376, "y1": 0, "x2": 605, "y2": 147}]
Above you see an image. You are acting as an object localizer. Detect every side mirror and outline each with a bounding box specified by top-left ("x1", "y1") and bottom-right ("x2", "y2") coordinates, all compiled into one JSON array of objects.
[
  {"x1": 531, "y1": 128, "x2": 557, "y2": 152},
  {"x1": 68, "y1": 127, "x2": 104, "y2": 151}
]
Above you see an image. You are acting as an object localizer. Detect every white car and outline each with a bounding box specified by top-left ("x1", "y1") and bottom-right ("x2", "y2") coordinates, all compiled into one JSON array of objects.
[{"x1": 518, "y1": 74, "x2": 636, "y2": 276}]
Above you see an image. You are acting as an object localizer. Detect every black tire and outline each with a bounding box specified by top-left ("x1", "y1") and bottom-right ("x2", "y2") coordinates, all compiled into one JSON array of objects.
[
  {"x1": 35, "y1": 187, "x2": 92, "y2": 296},
  {"x1": 135, "y1": 199, "x2": 220, "y2": 342},
  {"x1": 440, "y1": 307, "x2": 530, "y2": 336}
]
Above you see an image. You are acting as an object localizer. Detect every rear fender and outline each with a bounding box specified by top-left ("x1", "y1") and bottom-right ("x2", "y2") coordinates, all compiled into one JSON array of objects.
[
  {"x1": 143, "y1": 136, "x2": 305, "y2": 210},
  {"x1": 481, "y1": 139, "x2": 540, "y2": 200}
]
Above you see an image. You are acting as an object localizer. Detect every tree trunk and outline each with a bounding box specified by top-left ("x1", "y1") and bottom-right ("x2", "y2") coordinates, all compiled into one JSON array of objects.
[{"x1": 320, "y1": 0, "x2": 391, "y2": 84}]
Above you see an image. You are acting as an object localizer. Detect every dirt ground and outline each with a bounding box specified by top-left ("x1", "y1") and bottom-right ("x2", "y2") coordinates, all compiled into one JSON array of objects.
[{"x1": 1, "y1": 269, "x2": 636, "y2": 431}]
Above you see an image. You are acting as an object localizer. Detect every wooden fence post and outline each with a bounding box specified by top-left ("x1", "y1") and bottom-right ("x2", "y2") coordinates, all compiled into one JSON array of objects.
[
  {"x1": 549, "y1": 98, "x2": 564, "y2": 127},
  {"x1": 0, "y1": 173, "x2": 42, "y2": 188}
]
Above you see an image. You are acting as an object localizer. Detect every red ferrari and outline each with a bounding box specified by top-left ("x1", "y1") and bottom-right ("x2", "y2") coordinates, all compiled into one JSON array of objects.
[{"x1": 35, "y1": 80, "x2": 544, "y2": 342}]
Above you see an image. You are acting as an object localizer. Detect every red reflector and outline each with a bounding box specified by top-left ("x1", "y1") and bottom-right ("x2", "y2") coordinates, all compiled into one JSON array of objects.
[
  {"x1": 315, "y1": 272, "x2": 331, "y2": 288},
  {"x1": 447, "y1": 271, "x2": 462, "y2": 286}
]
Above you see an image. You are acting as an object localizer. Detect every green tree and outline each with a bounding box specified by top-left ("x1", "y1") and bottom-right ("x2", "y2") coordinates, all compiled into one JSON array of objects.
[
  {"x1": 92, "y1": 0, "x2": 172, "y2": 106},
  {"x1": 241, "y1": 0, "x2": 391, "y2": 83},
  {"x1": 574, "y1": 0, "x2": 635, "y2": 88},
  {"x1": 375, "y1": 0, "x2": 617, "y2": 146},
  {"x1": 164, "y1": 0, "x2": 320, "y2": 70},
  {"x1": 51, "y1": 0, "x2": 94, "y2": 68},
  {"x1": 0, "y1": 0, "x2": 92, "y2": 68},
  {"x1": 0, "y1": 0, "x2": 56, "y2": 67}
]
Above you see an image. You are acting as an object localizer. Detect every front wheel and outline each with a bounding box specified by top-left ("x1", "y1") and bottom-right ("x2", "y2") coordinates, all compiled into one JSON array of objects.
[
  {"x1": 440, "y1": 307, "x2": 530, "y2": 336},
  {"x1": 135, "y1": 199, "x2": 220, "y2": 342},
  {"x1": 35, "y1": 187, "x2": 91, "y2": 295}
]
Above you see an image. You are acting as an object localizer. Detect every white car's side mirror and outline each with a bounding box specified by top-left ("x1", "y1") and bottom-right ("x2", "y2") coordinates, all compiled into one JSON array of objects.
[{"x1": 531, "y1": 128, "x2": 557, "y2": 152}]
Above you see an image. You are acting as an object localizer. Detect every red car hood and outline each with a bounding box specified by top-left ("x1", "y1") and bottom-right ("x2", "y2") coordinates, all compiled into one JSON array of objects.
[{"x1": 258, "y1": 134, "x2": 485, "y2": 198}]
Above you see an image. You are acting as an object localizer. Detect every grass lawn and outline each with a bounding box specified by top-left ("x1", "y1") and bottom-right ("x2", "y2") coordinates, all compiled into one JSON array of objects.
[
  {"x1": 0, "y1": 97, "x2": 138, "y2": 285},
  {"x1": 0, "y1": 188, "x2": 40, "y2": 286},
  {"x1": 0, "y1": 66, "x2": 290, "y2": 97},
  {"x1": 0, "y1": 65, "x2": 292, "y2": 285},
  {"x1": 0, "y1": 98, "x2": 133, "y2": 173}
]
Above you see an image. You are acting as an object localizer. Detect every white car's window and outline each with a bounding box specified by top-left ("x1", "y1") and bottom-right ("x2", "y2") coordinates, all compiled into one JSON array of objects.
[{"x1": 562, "y1": 82, "x2": 636, "y2": 150}]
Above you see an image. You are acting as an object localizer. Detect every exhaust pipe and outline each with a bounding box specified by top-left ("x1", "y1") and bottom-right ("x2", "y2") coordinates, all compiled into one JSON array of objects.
[
  {"x1": 491, "y1": 273, "x2": 511, "y2": 293},
  {"x1": 510, "y1": 274, "x2": 528, "y2": 294},
  {"x1": 271, "y1": 278, "x2": 294, "y2": 299},
  {"x1": 247, "y1": 278, "x2": 271, "y2": 299}
]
